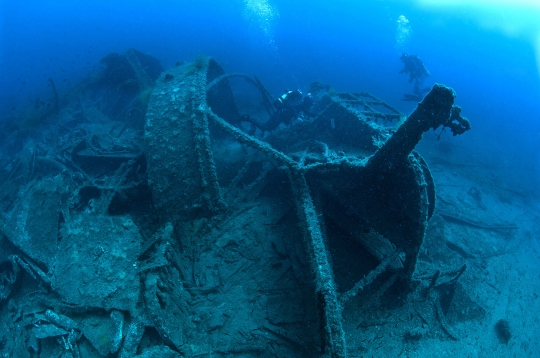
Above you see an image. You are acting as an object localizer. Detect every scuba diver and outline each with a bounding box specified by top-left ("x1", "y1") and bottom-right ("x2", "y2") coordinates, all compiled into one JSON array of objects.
[
  {"x1": 244, "y1": 89, "x2": 314, "y2": 135},
  {"x1": 399, "y1": 53, "x2": 431, "y2": 101},
  {"x1": 267, "y1": 90, "x2": 313, "y2": 131}
]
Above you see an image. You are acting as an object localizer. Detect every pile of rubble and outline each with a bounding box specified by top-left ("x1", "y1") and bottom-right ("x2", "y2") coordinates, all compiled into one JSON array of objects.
[{"x1": 0, "y1": 50, "x2": 471, "y2": 357}]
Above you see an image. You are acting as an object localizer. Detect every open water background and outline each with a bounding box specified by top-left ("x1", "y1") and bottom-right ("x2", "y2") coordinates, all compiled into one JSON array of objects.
[{"x1": 1, "y1": 0, "x2": 539, "y2": 193}]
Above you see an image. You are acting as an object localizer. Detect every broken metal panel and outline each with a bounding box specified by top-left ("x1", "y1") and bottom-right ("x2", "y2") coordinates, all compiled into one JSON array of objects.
[
  {"x1": 137, "y1": 224, "x2": 191, "y2": 354},
  {"x1": 265, "y1": 93, "x2": 395, "y2": 156},
  {"x1": 52, "y1": 214, "x2": 141, "y2": 312},
  {"x1": 0, "y1": 175, "x2": 69, "y2": 268},
  {"x1": 335, "y1": 92, "x2": 403, "y2": 124},
  {"x1": 145, "y1": 57, "x2": 225, "y2": 221},
  {"x1": 78, "y1": 310, "x2": 124, "y2": 356},
  {"x1": 312, "y1": 94, "x2": 393, "y2": 151}
]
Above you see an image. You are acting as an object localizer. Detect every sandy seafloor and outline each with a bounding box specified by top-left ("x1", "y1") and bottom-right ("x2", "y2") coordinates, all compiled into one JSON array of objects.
[{"x1": 364, "y1": 141, "x2": 540, "y2": 358}]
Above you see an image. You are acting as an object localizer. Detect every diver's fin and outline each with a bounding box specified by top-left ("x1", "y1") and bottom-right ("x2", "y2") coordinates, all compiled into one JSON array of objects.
[{"x1": 401, "y1": 93, "x2": 422, "y2": 102}]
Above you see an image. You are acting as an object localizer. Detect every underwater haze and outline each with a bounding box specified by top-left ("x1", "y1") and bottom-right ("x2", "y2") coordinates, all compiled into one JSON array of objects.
[
  {"x1": 2, "y1": 0, "x2": 540, "y2": 191},
  {"x1": 1, "y1": 1, "x2": 540, "y2": 357}
]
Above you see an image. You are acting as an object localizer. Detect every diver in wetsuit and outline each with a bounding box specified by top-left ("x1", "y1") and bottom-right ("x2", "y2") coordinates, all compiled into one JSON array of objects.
[
  {"x1": 243, "y1": 90, "x2": 314, "y2": 135},
  {"x1": 266, "y1": 90, "x2": 313, "y2": 131},
  {"x1": 399, "y1": 53, "x2": 431, "y2": 101}
]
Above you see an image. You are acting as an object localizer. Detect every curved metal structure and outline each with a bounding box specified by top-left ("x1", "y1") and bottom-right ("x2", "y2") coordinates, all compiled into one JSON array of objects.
[{"x1": 144, "y1": 56, "x2": 470, "y2": 357}]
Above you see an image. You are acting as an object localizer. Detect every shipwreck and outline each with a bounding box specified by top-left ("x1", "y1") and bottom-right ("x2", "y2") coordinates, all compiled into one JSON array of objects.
[{"x1": 0, "y1": 50, "x2": 470, "y2": 357}]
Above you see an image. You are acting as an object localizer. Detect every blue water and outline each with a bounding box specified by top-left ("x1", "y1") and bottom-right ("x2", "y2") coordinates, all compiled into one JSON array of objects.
[{"x1": 1, "y1": 0, "x2": 540, "y2": 192}]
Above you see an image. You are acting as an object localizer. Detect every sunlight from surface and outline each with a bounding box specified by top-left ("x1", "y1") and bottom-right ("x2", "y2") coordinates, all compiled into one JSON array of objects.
[
  {"x1": 417, "y1": 0, "x2": 540, "y2": 76},
  {"x1": 243, "y1": 0, "x2": 278, "y2": 38}
]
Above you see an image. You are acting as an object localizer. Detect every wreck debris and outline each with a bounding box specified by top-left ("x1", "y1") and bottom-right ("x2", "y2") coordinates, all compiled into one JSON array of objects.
[
  {"x1": 413, "y1": 263, "x2": 471, "y2": 341},
  {"x1": 332, "y1": 91, "x2": 403, "y2": 124},
  {"x1": 145, "y1": 59, "x2": 226, "y2": 221},
  {"x1": 340, "y1": 250, "x2": 404, "y2": 304},
  {"x1": 438, "y1": 211, "x2": 519, "y2": 231},
  {"x1": 289, "y1": 169, "x2": 347, "y2": 356},
  {"x1": 110, "y1": 310, "x2": 125, "y2": 353},
  {"x1": 45, "y1": 309, "x2": 79, "y2": 331},
  {"x1": 10, "y1": 254, "x2": 51, "y2": 286},
  {"x1": 29, "y1": 309, "x2": 83, "y2": 358},
  {"x1": 365, "y1": 84, "x2": 467, "y2": 169},
  {"x1": 0, "y1": 51, "x2": 474, "y2": 357},
  {"x1": 435, "y1": 290, "x2": 459, "y2": 340},
  {"x1": 26, "y1": 330, "x2": 40, "y2": 354},
  {"x1": 31, "y1": 322, "x2": 68, "y2": 340},
  {"x1": 118, "y1": 321, "x2": 145, "y2": 358},
  {"x1": 142, "y1": 55, "x2": 470, "y2": 356},
  {"x1": 52, "y1": 214, "x2": 142, "y2": 312},
  {"x1": 0, "y1": 257, "x2": 19, "y2": 302},
  {"x1": 77, "y1": 310, "x2": 126, "y2": 356}
]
